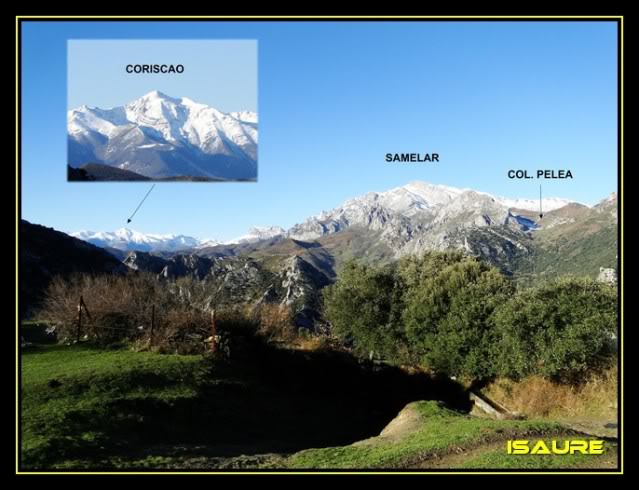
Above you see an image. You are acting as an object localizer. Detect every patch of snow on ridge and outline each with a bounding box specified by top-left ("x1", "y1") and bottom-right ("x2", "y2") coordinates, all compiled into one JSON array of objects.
[
  {"x1": 497, "y1": 197, "x2": 579, "y2": 213},
  {"x1": 225, "y1": 226, "x2": 285, "y2": 244}
]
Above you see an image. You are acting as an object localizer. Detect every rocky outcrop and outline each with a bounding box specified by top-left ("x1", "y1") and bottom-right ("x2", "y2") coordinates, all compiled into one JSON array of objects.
[
  {"x1": 159, "y1": 254, "x2": 215, "y2": 280},
  {"x1": 122, "y1": 248, "x2": 333, "y2": 329},
  {"x1": 287, "y1": 186, "x2": 536, "y2": 270},
  {"x1": 279, "y1": 256, "x2": 332, "y2": 329},
  {"x1": 123, "y1": 251, "x2": 168, "y2": 274},
  {"x1": 215, "y1": 260, "x2": 268, "y2": 303},
  {"x1": 288, "y1": 196, "x2": 416, "y2": 243},
  {"x1": 597, "y1": 267, "x2": 618, "y2": 285}
]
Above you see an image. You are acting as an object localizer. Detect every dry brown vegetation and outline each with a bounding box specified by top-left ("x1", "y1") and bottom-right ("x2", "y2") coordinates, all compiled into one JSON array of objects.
[
  {"x1": 484, "y1": 366, "x2": 618, "y2": 420},
  {"x1": 38, "y1": 273, "x2": 298, "y2": 353},
  {"x1": 287, "y1": 332, "x2": 339, "y2": 352},
  {"x1": 253, "y1": 303, "x2": 294, "y2": 341}
]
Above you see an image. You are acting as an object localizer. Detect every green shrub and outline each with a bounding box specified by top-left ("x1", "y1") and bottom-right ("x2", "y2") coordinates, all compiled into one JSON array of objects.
[
  {"x1": 322, "y1": 261, "x2": 403, "y2": 361},
  {"x1": 399, "y1": 254, "x2": 514, "y2": 378},
  {"x1": 324, "y1": 253, "x2": 513, "y2": 376},
  {"x1": 493, "y1": 277, "x2": 617, "y2": 382},
  {"x1": 323, "y1": 253, "x2": 617, "y2": 382}
]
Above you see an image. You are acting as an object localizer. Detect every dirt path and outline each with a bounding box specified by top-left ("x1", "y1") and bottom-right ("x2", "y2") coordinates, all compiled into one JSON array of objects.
[
  {"x1": 353, "y1": 403, "x2": 618, "y2": 470},
  {"x1": 352, "y1": 403, "x2": 424, "y2": 447},
  {"x1": 562, "y1": 419, "x2": 618, "y2": 440}
]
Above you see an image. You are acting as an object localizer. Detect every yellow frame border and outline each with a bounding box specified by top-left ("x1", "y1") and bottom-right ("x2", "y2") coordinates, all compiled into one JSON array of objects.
[{"x1": 15, "y1": 14, "x2": 624, "y2": 476}]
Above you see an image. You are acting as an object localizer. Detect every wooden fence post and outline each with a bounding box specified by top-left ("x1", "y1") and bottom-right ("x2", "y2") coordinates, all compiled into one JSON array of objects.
[
  {"x1": 80, "y1": 296, "x2": 91, "y2": 320},
  {"x1": 150, "y1": 304, "x2": 155, "y2": 345},
  {"x1": 76, "y1": 295, "x2": 83, "y2": 342},
  {"x1": 211, "y1": 309, "x2": 217, "y2": 353}
]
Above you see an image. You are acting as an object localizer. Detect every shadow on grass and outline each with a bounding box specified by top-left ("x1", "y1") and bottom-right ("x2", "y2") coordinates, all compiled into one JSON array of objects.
[{"x1": 23, "y1": 337, "x2": 471, "y2": 469}]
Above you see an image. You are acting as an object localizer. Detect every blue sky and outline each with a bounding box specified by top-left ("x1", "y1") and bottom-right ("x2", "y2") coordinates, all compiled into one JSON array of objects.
[
  {"x1": 67, "y1": 39, "x2": 257, "y2": 111},
  {"x1": 21, "y1": 21, "x2": 618, "y2": 241}
]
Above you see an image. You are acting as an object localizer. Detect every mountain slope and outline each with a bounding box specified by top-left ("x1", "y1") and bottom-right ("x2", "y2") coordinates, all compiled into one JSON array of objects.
[
  {"x1": 69, "y1": 181, "x2": 617, "y2": 283},
  {"x1": 20, "y1": 220, "x2": 127, "y2": 315},
  {"x1": 122, "y1": 251, "x2": 331, "y2": 327},
  {"x1": 512, "y1": 193, "x2": 618, "y2": 283},
  {"x1": 24, "y1": 180, "x2": 617, "y2": 328},
  {"x1": 285, "y1": 184, "x2": 552, "y2": 273},
  {"x1": 69, "y1": 163, "x2": 151, "y2": 181},
  {"x1": 288, "y1": 182, "x2": 573, "y2": 242},
  {"x1": 67, "y1": 91, "x2": 258, "y2": 180}
]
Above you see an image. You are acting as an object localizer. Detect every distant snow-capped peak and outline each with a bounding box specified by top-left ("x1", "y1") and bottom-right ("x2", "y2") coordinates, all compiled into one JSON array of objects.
[
  {"x1": 71, "y1": 224, "x2": 286, "y2": 252},
  {"x1": 70, "y1": 228, "x2": 206, "y2": 253},
  {"x1": 71, "y1": 181, "x2": 586, "y2": 253},
  {"x1": 308, "y1": 182, "x2": 575, "y2": 222},
  {"x1": 348, "y1": 181, "x2": 576, "y2": 216},
  {"x1": 224, "y1": 226, "x2": 286, "y2": 244},
  {"x1": 287, "y1": 181, "x2": 583, "y2": 241}
]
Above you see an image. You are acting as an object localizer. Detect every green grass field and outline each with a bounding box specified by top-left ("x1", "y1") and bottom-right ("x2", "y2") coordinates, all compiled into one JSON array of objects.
[
  {"x1": 21, "y1": 344, "x2": 204, "y2": 469},
  {"x1": 279, "y1": 401, "x2": 616, "y2": 470},
  {"x1": 20, "y1": 343, "x2": 618, "y2": 471}
]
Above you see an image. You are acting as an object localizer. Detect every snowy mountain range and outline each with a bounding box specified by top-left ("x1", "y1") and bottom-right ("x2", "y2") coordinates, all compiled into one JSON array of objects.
[
  {"x1": 71, "y1": 225, "x2": 287, "y2": 252},
  {"x1": 287, "y1": 181, "x2": 575, "y2": 241},
  {"x1": 70, "y1": 228, "x2": 204, "y2": 253},
  {"x1": 67, "y1": 91, "x2": 258, "y2": 180},
  {"x1": 70, "y1": 181, "x2": 583, "y2": 253}
]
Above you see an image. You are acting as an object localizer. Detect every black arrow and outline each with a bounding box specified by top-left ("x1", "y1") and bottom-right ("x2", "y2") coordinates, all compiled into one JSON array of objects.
[
  {"x1": 127, "y1": 184, "x2": 156, "y2": 224},
  {"x1": 538, "y1": 184, "x2": 543, "y2": 219}
]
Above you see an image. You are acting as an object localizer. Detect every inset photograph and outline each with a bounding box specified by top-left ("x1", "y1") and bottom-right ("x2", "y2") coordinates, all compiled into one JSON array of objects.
[{"x1": 67, "y1": 40, "x2": 258, "y2": 182}]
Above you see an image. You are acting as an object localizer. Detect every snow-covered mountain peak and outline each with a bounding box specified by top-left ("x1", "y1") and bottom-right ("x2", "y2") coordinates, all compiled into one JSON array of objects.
[
  {"x1": 179, "y1": 96, "x2": 208, "y2": 110},
  {"x1": 71, "y1": 225, "x2": 288, "y2": 253},
  {"x1": 225, "y1": 225, "x2": 286, "y2": 244},
  {"x1": 128, "y1": 90, "x2": 183, "y2": 106},
  {"x1": 230, "y1": 111, "x2": 258, "y2": 124},
  {"x1": 248, "y1": 225, "x2": 286, "y2": 236},
  {"x1": 68, "y1": 92, "x2": 258, "y2": 180},
  {"x1": 287, "y1": 181, "x2": 584, "y2": 242},
  {"x1": 70, "y1": 228, "x2": 203, "y2": 253},
  {"x1": 71, "y1": 181, "x2": 597, "y2": 256},
  {"x1": 143, "y1": 90, "x2": 171, "y2": 99},
  {"x1": 195, "y1": 238, "x2": 222, "y2": 249},
  {"x1": 401, "y1": 181, "x2": 465, "y2": 202},
  {"x1": 113, "y1": 227, "x2": 134, "y2": 238}
]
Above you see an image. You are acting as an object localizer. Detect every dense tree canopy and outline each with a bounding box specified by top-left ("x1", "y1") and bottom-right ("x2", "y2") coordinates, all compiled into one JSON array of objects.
[
  {"x1": 323, "y1": 262, "x2": 403, "y2": 360},
  {"x1": 492, "y1": 277, "x2": 617, "y2": 382},
  {"x1": 323, "y1": 252, "x2": 617, "y2": 381}
]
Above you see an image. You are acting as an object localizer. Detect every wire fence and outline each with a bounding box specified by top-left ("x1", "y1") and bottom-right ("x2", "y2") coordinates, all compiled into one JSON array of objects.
[{"x1": 74, "y1": 294, "x2": 220, "y2": 353}]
